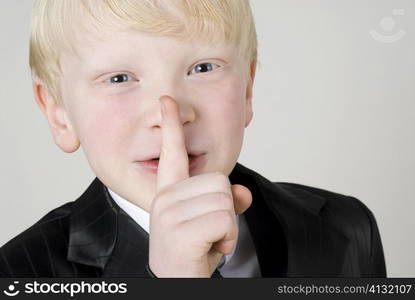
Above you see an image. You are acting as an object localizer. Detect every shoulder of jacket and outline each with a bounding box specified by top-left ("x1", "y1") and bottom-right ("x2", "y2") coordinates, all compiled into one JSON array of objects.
[
  {"x1": 273, "y1": 182, "x2": 385, "y2": 276},
  {"x1": 0, "y1": 201, "x2": 74, "y2": 276},
  {"x1": 0, "y1": 201, "x2": 73, "y2": 253},
  {"x1": 276, "y1": 181, "x2": 366, "y2": 208},
  {"x1": 274, "y1": 182, "x2": 375, "y2": 226}
]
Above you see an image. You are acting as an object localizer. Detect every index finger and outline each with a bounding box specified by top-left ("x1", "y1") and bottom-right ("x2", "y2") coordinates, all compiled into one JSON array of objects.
[{"x1": 156, "y1": 95, "x2": 189, "y2": 193}]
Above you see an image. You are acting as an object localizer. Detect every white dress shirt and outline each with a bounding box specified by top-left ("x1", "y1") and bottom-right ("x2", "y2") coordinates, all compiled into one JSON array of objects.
[{"x1": 107, "y1": 188, "x2": 261, "y2": 277}]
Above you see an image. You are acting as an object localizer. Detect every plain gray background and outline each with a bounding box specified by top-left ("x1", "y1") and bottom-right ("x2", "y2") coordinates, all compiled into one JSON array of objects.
[{"x1": 0, "y1": 0, "x2": 414, "y2": 277}]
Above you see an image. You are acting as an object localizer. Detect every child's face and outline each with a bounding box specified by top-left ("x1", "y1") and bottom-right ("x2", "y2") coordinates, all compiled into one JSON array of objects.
[{"x1": 51, "y1": 28, "x2": 255, "y2": 211}]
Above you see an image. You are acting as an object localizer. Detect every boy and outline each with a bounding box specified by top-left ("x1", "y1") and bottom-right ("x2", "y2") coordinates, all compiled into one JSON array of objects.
[{"x1": 0, "y1": 0, "x2": 386, "y2": 278}]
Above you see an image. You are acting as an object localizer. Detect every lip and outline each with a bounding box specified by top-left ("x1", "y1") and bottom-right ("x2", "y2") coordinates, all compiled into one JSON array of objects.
[
  {"x1": 139, "y1": 150, "x2": 205, "y2": 161},
  {"x1": 135, "y1": 154, "x2": 207, "y2": 174}
]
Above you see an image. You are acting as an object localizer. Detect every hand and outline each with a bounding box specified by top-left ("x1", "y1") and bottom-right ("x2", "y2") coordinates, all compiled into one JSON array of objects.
[{"x1": 148, "y1": 95, "x2": 252, "y2": 277}]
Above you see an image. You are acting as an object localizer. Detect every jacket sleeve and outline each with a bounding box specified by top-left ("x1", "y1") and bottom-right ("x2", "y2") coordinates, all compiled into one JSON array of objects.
[
  {"x1": 0, "y1": 249, "x2": 11, "y2": 277},
  {"x1": 352, "y1": 197, "x2": 387, "y2": 277},
  {"x1": 366, "y1": 205, "x2": 387, "y2": 277}
]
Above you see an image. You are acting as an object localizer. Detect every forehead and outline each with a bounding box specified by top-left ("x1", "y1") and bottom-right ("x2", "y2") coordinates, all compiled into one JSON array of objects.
[{"x1": 60, "y1": 23, "x2": 237, "y2": 71}]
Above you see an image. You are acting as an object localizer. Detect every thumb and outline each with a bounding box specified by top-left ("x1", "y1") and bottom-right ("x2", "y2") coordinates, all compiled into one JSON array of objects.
[{"x1": 231, "y1": 184, "x2": 252, "y2": 215}]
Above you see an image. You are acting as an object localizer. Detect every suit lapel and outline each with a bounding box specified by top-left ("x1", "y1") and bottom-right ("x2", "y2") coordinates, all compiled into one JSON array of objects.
[
  {"x1": 231, "y1": 163, "x2": 351, "y2": 277},
  {"x1": 67, "y1": 178, "x2": 118, "y2": 271},
  {"x1": 67, "y1": 177, "x2": 150, "y2": 276},
  {"x1": 101, "y1": 208, "x2": 150, "y2": 277},
  {"x1": 229, "y1": 164, "x2": 287, "y2": 277}
]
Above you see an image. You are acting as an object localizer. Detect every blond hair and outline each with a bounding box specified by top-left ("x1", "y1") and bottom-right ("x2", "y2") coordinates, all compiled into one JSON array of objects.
[{"x1": 29, "y1": 0, "x2": 258, "y2": 106}]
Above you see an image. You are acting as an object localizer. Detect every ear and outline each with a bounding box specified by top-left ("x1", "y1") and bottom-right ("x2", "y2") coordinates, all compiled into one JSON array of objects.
[
  {"x1": 33, "y1": 78, "x2": 80, "y2": 153},
  {"x1": 244, "y1": 60, "x2": 257, "y2": 128}
]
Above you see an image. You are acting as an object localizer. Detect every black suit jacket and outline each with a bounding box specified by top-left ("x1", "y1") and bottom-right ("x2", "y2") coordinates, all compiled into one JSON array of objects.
[{"x1": 0, "y1": 163, "x2": 386, "y2": 277}]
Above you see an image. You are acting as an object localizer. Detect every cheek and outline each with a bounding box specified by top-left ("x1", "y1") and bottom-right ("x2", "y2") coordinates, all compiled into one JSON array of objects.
[
  {"x1": 72, "y1": 96, "x2": 134, "y2": 160},
  {"x1": 201, "y1": 78, "x2": 246, "y2": 135}
]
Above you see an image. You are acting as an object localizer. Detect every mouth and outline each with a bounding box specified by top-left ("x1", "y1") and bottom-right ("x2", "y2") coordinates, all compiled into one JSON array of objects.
[
  {"x1": 135, "y1": 153, "x2": 206, "y2": 174},
  {"x1": 148, "y1": 154, "x2": 197, "y2": 161}
]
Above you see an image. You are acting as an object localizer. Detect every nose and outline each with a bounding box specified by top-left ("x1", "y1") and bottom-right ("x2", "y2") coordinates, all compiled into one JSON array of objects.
[{"x1": 156, "y1": 95, "x2": 195, "y2": 128}]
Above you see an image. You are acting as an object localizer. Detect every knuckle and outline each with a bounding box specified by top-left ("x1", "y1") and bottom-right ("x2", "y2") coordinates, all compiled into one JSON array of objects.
[
  {"x1": 153, "y1": 188, "x2": 173, "y2": 209},
  {"x1": 155, "y1": 208, "x2": 173, "y2": 227},
  {"x1": 223, "y1": 247, "x2": 233, "y2": 255},
  {"x1": 216, "y1": 192, "x2": 233, "y2": 210},
  {"x1": 149, "y1": 199, "x2": 159, "y2": 214},
  {"x1": 150, "y1": 195, "x2": 163, "y2": 213},
  {"x1": 216, "y1": 210, "x2": 234, "y2": 227},
  {"x1": 212, "y1": 172, "x2": 230, "y2": 189}
]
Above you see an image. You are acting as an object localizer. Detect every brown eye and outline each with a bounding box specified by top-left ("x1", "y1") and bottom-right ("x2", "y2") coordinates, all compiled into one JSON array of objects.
[
  {"x1": 109, "y1": 74, "x2": 131, "y2": 83},
  {"x1": 188, "y1": 63, "x2": 220, "y2": 75}
]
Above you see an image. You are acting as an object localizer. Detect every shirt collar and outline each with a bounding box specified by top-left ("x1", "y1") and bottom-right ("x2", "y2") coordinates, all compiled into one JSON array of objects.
[{"x1": 108, "y1": 188, "x2": 150, "y2": 233}]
